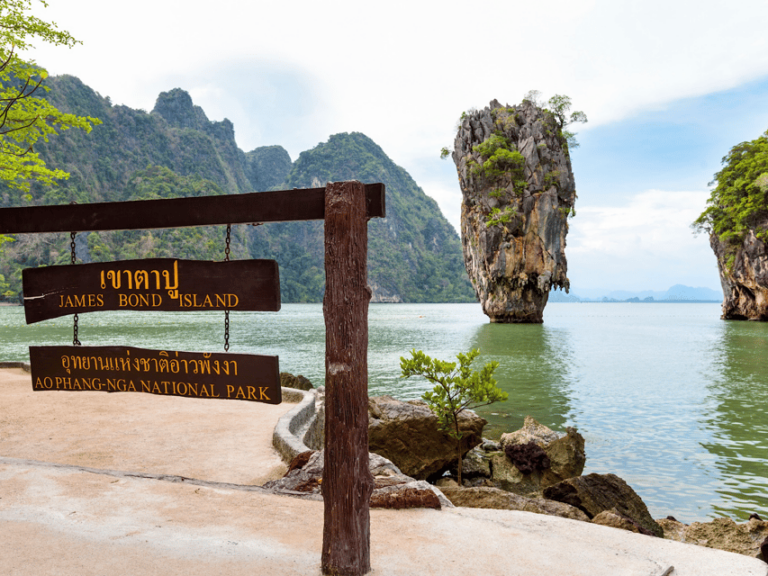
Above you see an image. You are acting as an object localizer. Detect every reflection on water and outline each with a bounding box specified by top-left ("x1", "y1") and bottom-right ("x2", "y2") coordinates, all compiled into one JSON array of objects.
[
  {"x1": 469, "y1": 323, "x2": 574, "y2": 436},
  {"x1": 2, "y1": 302, "x2": 768, "y2": 522},
  {"x1": 702, "y1": 320, "x2": 768, "y2": 520}
]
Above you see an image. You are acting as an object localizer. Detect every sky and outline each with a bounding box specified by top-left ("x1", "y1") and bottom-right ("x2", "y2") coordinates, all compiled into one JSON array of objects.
[{"x1": 25, "y1": 0, "x2": 768, "y2": 294}]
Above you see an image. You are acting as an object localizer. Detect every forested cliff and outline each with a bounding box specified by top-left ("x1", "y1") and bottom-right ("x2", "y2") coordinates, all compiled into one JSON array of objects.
[
  {"x1": 0, "y1": 76, "x2": 474, "y2": 303},
  {"x1": 694, "y1": 129, "x2": 768, "y2": 320}
]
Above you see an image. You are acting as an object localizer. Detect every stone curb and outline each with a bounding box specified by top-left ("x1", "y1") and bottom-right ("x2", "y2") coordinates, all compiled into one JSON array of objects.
[
  {"x1": 272, "y1": 387, "x2": 318, "y2": 462},
  {"x1": 0, "y1": 361, "x2": 30, "y2": 372}
]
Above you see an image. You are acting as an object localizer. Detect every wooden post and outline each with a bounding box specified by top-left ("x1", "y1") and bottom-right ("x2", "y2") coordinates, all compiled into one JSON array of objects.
[{"x1": 322, "y1": 181, "x2": 374, "y2": 576}]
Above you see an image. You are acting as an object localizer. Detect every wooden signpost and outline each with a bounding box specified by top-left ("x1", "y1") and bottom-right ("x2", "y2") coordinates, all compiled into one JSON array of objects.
[{"x1": 1, "y1": 181, "x2": 385, "y2": 576}]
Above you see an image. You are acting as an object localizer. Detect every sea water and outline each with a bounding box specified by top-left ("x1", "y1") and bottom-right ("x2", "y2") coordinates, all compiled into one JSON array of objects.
[{"x1": 1, "y1": 302, "x2": 766, "y2": 524}]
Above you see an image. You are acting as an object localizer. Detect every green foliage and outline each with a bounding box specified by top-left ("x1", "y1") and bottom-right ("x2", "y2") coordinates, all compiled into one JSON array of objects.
[
  {"x1": 693, "y1": 130, "x2": 768, "y2": 246},
  {"x1": 544, "y1": 94, "x2": 588, "y2": 150},
  {"x1": 486, "y1": 205, "x2": 517, "y2": 227},
  {"x1": 543, "y1": 170, "x2": 561, "y2": 189},
  {"x1": 440, "y1": 147, "x2": 450, "y2": 160},
  {"x1": 470, "y1": 134, "x2": 525, "y2": 180},
  {"x1": 0, "y1": 0, "x2": 100, "y2": 196},
  {"x1": 488, "y1": 187, "x2": 506, "y2": 199},
  {"x1": 400, "y1": 348, "x2": 507, "y2": 483}
]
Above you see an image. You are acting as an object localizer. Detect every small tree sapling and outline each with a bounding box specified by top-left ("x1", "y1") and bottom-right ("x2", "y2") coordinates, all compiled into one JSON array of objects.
[{"x1": 400, "y1": 348, "x2": 508, "y2": 485}]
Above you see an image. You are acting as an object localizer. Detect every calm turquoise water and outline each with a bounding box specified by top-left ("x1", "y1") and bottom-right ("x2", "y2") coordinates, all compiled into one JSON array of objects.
[{"x1": 1, "y1": 302, "x2": 767, "y2": 524}]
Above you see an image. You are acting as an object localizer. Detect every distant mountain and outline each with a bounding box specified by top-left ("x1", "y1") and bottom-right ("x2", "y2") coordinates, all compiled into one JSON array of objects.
[
  {"x1": 549, "y1": 285, "x2": 723, "y2": 303},
  {"x1": 254, "y1": 132, "x2": 474, "y2": 303},
  {"x1": 0, "y1": 77, "x2": 474, "y2": 304}
]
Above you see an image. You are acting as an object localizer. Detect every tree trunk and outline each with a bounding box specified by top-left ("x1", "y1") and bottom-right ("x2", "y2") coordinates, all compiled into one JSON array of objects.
[
  {"x1": 321, "y1": 181, "x2": 374, "y2": 576},
  {"x1": 454, "y1": 417, "x2": 463, "y2": 485}
]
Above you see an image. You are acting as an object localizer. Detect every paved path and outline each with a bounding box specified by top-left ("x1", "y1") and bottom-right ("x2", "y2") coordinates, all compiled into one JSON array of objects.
[{"x1": 1, "y1": 368, "x2": 766, "y2": 575}]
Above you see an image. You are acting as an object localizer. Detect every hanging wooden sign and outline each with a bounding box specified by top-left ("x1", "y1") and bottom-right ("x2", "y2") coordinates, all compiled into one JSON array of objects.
[
  {"x1": 29, "y1": 345, "x2": 281, "y2": 404},
  {"x1": 22, "y1": 258, "x2": 280, "y2": 324}
]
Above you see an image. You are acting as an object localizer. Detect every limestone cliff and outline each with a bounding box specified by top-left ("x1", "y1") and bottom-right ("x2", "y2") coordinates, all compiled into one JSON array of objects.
[
  {"x1": 693, "y1": 129, "x2": 768, "y2": 320},
  {"x1": 452, "y1": 99, "x2": 576, "y2": 323},
  {"x1": 711, "y1": 230, "x2": 768, "y2": 320}
]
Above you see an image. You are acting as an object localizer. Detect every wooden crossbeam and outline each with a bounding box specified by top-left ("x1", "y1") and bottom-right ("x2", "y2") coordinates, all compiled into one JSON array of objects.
[{"x1": 0, "y1": 183, "x2": 385, "y2": 234}]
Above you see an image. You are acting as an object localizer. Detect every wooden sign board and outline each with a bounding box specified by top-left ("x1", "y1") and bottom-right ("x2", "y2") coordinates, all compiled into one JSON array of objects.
[
  {"x1": 29, "y1": 345, "x2": 281, "y2": 404},
  {"x1": 22, "y1": 258, "x2": 280, "y2": 324}
]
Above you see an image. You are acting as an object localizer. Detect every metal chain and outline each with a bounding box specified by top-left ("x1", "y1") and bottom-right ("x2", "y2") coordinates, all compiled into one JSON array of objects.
[
  {"x1": 70, "y1": 231, "x2": 81, "y2": 346},
  {"x1": 224, "y1": 224, "x2": 231, "y2": 352}
]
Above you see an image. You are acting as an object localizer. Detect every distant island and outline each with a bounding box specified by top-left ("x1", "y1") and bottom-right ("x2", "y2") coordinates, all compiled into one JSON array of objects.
[{"x1": 549, "y1": 284, "x2": 722, "y2": 303}]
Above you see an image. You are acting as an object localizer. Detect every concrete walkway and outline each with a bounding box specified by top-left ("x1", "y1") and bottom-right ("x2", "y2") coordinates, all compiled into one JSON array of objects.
[{"x1": 1, "y1": 367, "x2": 766, "y2": 576}]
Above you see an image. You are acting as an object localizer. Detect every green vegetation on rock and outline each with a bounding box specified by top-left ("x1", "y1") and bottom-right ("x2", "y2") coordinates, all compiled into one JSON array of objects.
[{"x1": 693, "y1": 129, "x2": 768, "y2": 245}]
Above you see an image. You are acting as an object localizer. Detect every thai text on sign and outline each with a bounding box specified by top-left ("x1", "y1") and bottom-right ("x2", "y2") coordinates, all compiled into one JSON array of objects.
[
  {"x1": 22, "y1": 258, "x2": 280, "y2": 324},
  {"x1": 29, "y1": 345, "x2": 281, "y2": 404}
]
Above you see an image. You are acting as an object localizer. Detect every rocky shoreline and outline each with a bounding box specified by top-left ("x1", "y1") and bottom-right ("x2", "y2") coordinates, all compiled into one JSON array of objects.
[{"x1": 273, "y1": 375, "x2": 768, "y2": 564}]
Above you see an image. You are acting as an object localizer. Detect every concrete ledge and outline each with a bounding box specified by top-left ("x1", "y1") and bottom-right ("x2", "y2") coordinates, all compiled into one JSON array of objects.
[
  {"x1": 0, "y1": 362, "x2": 30, "y2": 372},
  {"x1": 273, "y1": 388, "x2": 317, "y2": 462}
]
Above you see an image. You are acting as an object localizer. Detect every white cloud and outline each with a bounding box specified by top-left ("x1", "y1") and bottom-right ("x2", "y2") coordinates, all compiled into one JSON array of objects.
[
  {"x1": 20, "y1": 0, "x2": 760, "y2": 292},
  {"x1": 27, "y1": 0, "x2": 768, "y2": 167},
  {"x1": 567, "y1": 190, "x2": 721, "y2": 291}
]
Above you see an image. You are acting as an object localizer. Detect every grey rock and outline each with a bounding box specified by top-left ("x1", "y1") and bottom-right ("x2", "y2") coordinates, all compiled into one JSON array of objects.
[
  {"x1": 452, "y1": 99, "x2": 576, "y2": 323},
  {"x1": 280, "y1": 372, "x2": 314, "y2": 391},
  {"x1": 543, "y1": 473, "x2": 663, "y2": 537},
  {"x1": 454, "y1": 446, "x2": 493, "y2": 479},
  {"x1": 658, "y1": 516, "x2": 768, "y2": 560},
  {"x1": 711, "y1": 229, "x2": 768, "y2": 320},
  {"x1": 495, "y1": 416, "x2": 585, "y2": 492},
  {"x1": 368, "y1": 395, "x2": 486, "y2": 480},
  {"x1": 263, "y1": 449, "x2": 452, "y2": 509},
  {"x1": 439, "y1": 485, "x2": 589, "y2": 522}
]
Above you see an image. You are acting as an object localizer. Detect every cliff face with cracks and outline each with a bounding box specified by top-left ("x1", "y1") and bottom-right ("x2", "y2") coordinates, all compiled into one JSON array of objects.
[
  {"x1": 711, "y1": 229, "x2": 768, "y2": 320},
  {"x1": 452, "y1": 99, "x2": 576, "y2": 323}
]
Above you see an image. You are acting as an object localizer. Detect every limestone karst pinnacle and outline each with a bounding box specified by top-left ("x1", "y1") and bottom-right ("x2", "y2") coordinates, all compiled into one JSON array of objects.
[{"x1": 452, "y1": 99, "x2": 577, "y2": 323}]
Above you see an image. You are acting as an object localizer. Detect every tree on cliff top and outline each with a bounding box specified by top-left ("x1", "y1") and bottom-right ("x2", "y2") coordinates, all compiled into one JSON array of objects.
[
  {"x1": 400, "y1": 348, "x2": 508, "y2": 484},
  {"x1": 693, "y1": 130, "x2": 768, "y2": 244},
  {"x1": 0, "y1": 0, "x2": 100, "y2": 196},
  {"x1": 534, "y1": 92, "x2": 588, "y2": 150}
]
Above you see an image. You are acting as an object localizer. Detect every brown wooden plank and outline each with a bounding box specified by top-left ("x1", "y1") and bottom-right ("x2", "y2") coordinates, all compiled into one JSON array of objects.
[
  {"x1": 29, "y1": 345, "x2": 281, "y2": 404},
  {"x1": 321, "y1": 181, "x2": 373, "y2": 575},
  {"x1": 22, "y1": 258, "x2": 280, "y2": 324},
  {"x1": 0, "y1": 183, "x2": 385, "y2": 234}
]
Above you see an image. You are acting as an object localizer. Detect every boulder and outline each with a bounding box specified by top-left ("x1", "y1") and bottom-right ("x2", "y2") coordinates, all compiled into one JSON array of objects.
[
  {"x1": 501, "y1": 416, "x2": 560, "y2": 447},
  {"x1": 493, "y1": 416, "x2": 585, "y2": 492},
  {"x1": 658, "y1": 516, "x2": 768, "y2": 560},
  {"x1": 263, "y1": 449, "x2": 453, "y2": 509},
  {"x1": 370, "y1": 486, "x2": 442, "y2": 510},
  {"x1": 280, "y1": 372, "x2": 314, "y2": 391},
  {"x1": 454, "y1": 445, "x2": 493, "y2": 479},
  {"x1": 593, "y1": 508, "x2": 649, "y2": 535},
  {"x1": 543, "y1": 473, "x2": 663, "y2": 537},
  {"x1": 368, "y1": 395, "x2": 486, "y2": 480},
  {"x1": 504, "y1": 441, "x2": 550, "y2": 474},
  {"x1": 543, "y1": 427, "x2": 586, "y2": 484},
  {"x1": 439, "y1": 485, "x2": 588, "y2": 522}
]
